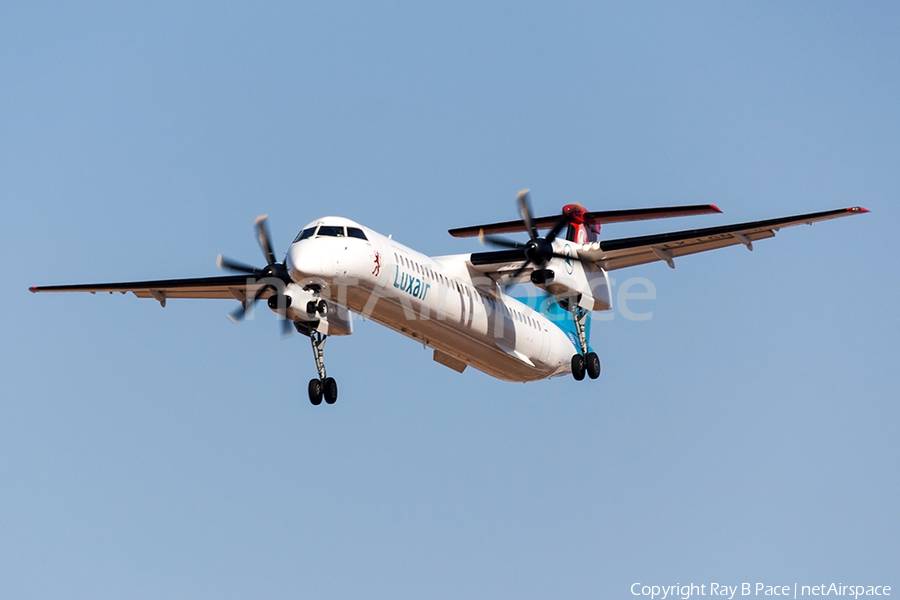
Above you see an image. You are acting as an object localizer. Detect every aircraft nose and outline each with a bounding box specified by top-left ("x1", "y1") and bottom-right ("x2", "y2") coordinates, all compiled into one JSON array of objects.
[{"x1": 287, "y1": 242, "x2": 335, "y2": 281}]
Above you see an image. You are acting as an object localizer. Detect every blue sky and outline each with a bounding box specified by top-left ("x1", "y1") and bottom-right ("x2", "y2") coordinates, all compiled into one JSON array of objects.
[{"x1": 2, "y1": 2, "x2": 897, "y2": 598}]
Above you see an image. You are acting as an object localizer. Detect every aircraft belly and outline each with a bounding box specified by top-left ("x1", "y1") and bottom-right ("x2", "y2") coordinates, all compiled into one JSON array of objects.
[{"x1": 340, "y1": 282, "x2": 558, "y2": 382}]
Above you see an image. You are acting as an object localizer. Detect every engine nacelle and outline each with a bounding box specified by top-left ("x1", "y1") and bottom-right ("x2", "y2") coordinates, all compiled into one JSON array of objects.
[
  {"x1": 277, "y1": 282, "x2": 353, "y2": 336},
  {"x1": 534, "y1": 255, "x2": 611, "y2": 312}
]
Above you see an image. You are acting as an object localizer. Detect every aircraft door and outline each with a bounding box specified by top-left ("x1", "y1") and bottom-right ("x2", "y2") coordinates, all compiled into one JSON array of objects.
[{"x1": 538, "y1": 320, "x2": 550, "y2": 363}]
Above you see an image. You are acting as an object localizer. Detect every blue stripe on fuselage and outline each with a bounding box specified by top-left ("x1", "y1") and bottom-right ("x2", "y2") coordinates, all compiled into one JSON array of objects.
[{"x1": 511, "y1": 290, "x2": 592, "y2": 353}]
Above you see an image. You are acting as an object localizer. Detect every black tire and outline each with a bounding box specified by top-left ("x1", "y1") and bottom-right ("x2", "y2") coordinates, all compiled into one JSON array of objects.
[
  {"x1": 308, "y1": 378, "x2": 323, "y2": 405},
  {"x1": 571, "y1": 354, "x2": 586, "y2": 381},
  {"x1": 306, "y1": 300, "x2": 318, "y2": 319},
  {"x1": 317, "y1": 299, "x2": 328, "y2": 317},
  {"x1": 323, "y1": 377, "x2": 338, "y2": 404},
  {"x1": 585, "y1": 352, "x2": 601, "y2": 379}
]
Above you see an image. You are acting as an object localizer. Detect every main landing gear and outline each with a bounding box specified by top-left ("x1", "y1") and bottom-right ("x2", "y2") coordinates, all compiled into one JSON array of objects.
[
  {"x1": 570, "y1": 305, "x2": 601, "y2": 381},
  {"x1": 302, "y1": 324, "x2": 338, "y2": 406}
]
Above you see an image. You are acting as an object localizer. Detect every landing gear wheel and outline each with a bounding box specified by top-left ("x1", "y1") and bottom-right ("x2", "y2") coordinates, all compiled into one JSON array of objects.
[
  {"x1": 571, "y1": 354, "x2": 586, "y2": 381},
  {"x1": 316, "y1": 299, "x2": 328, "y2": 317},
  {"x1": 308, "y1": 378, "x2": 323, "y2": 405},
  {"x1": 585, "y1": 352, "x2": 601, "y2": 379},
  {"x1": 323, "y1": 377, "x2": 338, "y2": 404},
  {"x1": 306, "y1": 300, "x2": 318, "y2": 319}
]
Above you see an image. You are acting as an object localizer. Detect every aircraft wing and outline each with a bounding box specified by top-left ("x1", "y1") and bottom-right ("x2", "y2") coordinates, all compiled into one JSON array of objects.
[
  {"x1": 578, "y1": 207, "x2": 869, "y2": 271},
  {"x1": 29, "y1": 274, "x2": 271, "y2": 306}
]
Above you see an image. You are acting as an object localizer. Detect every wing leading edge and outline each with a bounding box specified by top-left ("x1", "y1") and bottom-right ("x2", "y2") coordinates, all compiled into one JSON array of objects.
[{"x1": 465, "y1": 207, "x2": 868, "y2": 276}]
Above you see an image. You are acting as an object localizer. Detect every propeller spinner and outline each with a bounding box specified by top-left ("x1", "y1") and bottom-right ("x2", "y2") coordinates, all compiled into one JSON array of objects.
[{"x1": 480, "y1": 190, "x2": 577, "y2": 279}]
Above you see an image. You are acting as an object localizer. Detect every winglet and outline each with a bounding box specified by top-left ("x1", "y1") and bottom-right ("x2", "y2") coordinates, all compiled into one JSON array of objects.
[
  {"x1": 849, "y1": 206, "x2": 870, "y2": 213},
  {"x1": 710, "y1": 204, "x2": 723, "y2": 213},
  {"x1": 29, "y1": 286, "x2": 37, "y2": 293}
]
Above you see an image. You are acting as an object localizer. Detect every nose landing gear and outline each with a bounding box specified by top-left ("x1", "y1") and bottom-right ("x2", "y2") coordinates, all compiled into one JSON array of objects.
[
  {"x1": 306, "y1": 299, "x2": 328, "y2": 320},
  {"x1": 306, "y1": 328, "x2": 338, "y2": 405}
]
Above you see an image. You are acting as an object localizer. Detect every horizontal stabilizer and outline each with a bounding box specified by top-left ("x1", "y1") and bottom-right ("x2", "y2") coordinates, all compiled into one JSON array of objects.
[{"x1": 449, "y1": 204, "x2": 722, "y2": 238}]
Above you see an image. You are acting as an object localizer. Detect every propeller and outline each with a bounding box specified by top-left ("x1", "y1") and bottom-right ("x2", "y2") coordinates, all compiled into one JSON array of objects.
[
  {"x1": 479, "y1": 190, "x2": 576, "y2": 279},
  {"x1": 218, "y1": 214, "x2": 294, "y2": 335}
]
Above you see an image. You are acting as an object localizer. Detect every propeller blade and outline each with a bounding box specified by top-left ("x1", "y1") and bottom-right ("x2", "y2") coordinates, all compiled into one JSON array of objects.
[
  {"x1": 217, "y1": 254, "x2": 261, "y2": 275},
  {"x1": 517, "y1": 189, "x2": 538, "y2": 240},
  {"x1": 478, "y1": 231, "x2": 526, "y2": 250},
  {"x1": 508, "y1": 260, "x2": 532, "y2": 281},
  {"x1": 506, "y1": 252, "x2": 571, "y2": 283},
  {"x1": 227, "y1": 303, "x2": 248, "y2": 324},
  {"x1": 255, "y1": 214, "x2": 277, "y2": 266},
  {"x1": 226, "y1": 285, "x2": 269, "y2": 323},
  {"x1": 280, "y1": 317, "x2": 294, "y2": 339},
  {"x1": 544, "y1": 213, "x2": 571, "y2": 244}
]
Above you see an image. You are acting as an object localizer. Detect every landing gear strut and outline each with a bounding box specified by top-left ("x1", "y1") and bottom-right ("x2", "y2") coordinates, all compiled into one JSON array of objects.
[
  {"x1": 570, "y1": 304, "x2": 601, "y2": 381},
  {"x1": 306, "y1": 328, "x2": 338, "y2": 405}
]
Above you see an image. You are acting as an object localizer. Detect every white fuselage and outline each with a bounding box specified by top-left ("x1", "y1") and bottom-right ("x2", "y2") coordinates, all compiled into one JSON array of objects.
[{"x1": 285, "y1": 217, "x2": 580, "y2": 382}]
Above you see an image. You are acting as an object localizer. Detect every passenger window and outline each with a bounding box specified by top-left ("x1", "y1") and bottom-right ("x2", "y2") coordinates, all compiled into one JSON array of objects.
[
  {"x1": 347, "y1": 227, "x2": 367, "y2": 240},
  {"x1": 293, "y1": 227, "x2": 317, "y2": 242}
]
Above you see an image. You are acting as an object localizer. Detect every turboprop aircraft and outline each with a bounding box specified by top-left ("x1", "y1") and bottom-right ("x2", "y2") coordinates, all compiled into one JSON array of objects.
[{"x1": 30, "y1": 191, "x2": 868, "y2": 405}]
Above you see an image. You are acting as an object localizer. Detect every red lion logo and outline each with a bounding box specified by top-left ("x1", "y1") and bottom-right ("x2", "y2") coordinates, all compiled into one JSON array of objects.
[{"x1": 372, "y1": 251, "x2": 381, "y2": 276}]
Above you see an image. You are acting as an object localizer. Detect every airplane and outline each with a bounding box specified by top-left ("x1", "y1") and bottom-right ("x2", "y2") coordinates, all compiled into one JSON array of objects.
[{"x1": 30, "y1": 191, "x2": 868, "y2": 405}]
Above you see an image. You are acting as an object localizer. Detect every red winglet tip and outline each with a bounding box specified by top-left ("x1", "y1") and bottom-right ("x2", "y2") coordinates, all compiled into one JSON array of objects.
[
  {"x1": 709, "y1": 204, "x2": 723, "y2": 213},
  {"x1": 29, "y1": 286, "x2": 37, "y2": 292},
  {"x1": 858, "y1": 207, "x2": 870, "y2": 213}
]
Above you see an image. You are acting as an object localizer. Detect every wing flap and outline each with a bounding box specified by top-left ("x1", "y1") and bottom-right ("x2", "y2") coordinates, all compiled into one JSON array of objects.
[
  {"x1": 599, "y1": 230, "x2": 776, "y2": 270},
  {"x1": 579, "y1": 207, "x2": 868, "y2": 271}
]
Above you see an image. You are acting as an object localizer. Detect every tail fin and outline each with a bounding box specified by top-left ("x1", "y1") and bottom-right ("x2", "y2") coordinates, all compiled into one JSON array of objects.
[{"x1": 512, "y1": 290, "x2": 592, "y2": 353}]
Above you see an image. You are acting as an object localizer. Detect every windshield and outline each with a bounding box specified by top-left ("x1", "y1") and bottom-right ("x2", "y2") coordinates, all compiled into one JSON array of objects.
[
  {"x1": 317, "y1": 225, "x2": 346, "y2": 238},
  {"x1": 294, "y1": 224, "x2": 368, "y2": 242},
  {"x1": 293, "y1": 227, "x2": 317, "y2": 242},
  {"x1": 347, "y1": 227, "x2": 368, "y2": 240}
]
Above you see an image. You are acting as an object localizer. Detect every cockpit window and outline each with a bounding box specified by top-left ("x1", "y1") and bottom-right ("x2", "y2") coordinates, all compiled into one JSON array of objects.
[
  {"x1": 347, "y1": 227, "x2": 368, "y2": 241},
  {"x1": 317, "y1": 225, "x2": 346, "y2": 238},
  {"x1": 293, "y1": 227, "x2": 317, "y2": 242}
]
